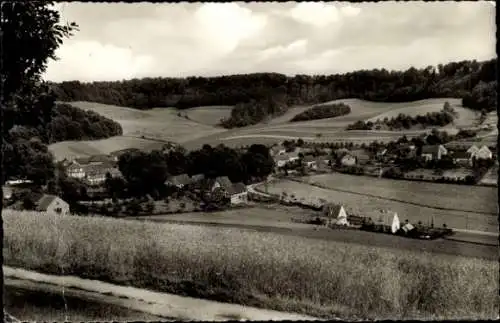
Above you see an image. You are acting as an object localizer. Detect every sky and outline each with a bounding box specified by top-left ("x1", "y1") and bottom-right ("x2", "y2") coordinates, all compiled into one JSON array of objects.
[{"x1": 43, "y1": 1, "x2": 496, "y2": 82}]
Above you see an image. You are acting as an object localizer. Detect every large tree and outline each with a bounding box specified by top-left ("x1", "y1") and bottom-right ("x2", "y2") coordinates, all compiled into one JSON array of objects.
[{"x1": 1, "y1": 2, "x2": 78, "y2": 185}]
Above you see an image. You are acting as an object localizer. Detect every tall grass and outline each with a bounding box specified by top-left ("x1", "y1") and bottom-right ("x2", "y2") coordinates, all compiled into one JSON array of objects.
[{"x1": 3, "y1": 210, "x2": 498, "y2": 320}]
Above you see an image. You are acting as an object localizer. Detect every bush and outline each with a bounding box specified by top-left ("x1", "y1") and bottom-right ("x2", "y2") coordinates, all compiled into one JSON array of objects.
[{"x1": 290, "y1": 103, "x2": 351, "y2": 122}]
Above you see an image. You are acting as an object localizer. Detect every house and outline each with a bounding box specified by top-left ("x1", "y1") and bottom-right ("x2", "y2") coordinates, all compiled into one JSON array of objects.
[
  {"x1": 165, "y1": 173, "x2": 193, "y2": 189},
  {"x1": 227, "y1": 182, "x2": 248, "y2": 205},
  {"x1": 35, "y1": 194, "x2": 70, "y2": 216},
  {"x1": 467, "y1": 145, "x2": 480, "y2": 156},
  {"x1": 402, "y1": 223, "x2": 415, "y2": 234},
  {"x1": 350, "y1": 149, "x2": 371, "y2": 165},
  {"x1": 473, "y1": 145, "x2": 493, "y2": 160},
  {"x1": 322, "y1": 203, "x2": 349, "y2": 226},
  {"x1": 82, "y1": 162, "x2": 116, "y2": 186},
  {"x1": 375, "y1": 210, "x2": 400, "y2": 234},
  {"x1": 210, "y1": 176, "x2": 233, "y2": 192},
  {"x1": 421, "y1": 145, "x2": 448, "y2": 161},
  {"x1": 341, "y1": 154, "x2": 357, "y2": 166}
]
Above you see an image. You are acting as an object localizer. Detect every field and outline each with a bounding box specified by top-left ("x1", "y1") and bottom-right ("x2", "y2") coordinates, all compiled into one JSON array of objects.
[
  {"x1": 261, "y1": 177, "x2": 498, "y2": 232},
  {"x1": 51, "y1": 98, "x2": 478, "y2": 158},
  {"x1": 49, "y1": 101, "x2": 229, "y2": 160},
  {"x1": 3, "y1": 211, "x2": 498, "y2": 320}
]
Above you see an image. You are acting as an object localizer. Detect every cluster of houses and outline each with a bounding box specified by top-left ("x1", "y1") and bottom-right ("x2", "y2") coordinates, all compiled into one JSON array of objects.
[
  {"x1": 269, "y1": 141, "x2": 495, "y2": 171},
  {"x1": 164, "y1": 173, "x2": 249, "y2": 205}
]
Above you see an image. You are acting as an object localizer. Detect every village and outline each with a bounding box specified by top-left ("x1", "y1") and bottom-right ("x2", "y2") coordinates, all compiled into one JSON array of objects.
[{"x1": 3, "y1": 133, "x2": 496, "y2": 242}]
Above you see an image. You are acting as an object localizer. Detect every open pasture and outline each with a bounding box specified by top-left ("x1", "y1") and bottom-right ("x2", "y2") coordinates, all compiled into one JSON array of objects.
[
  {"x1": 183, "y1": 105, "x2": 233, "y2": 126},
  {"x1": 302, "y1": 173, "x2": 497, "y2": 214},
  {"x1": 49, "y1": 136, "x2": 165, "y2": 161},
  {"x1": 3, "y1": 211, "x2": 498, "y2": 320},
  {"x1": 262, "y1": 179, "x2": 498, "y2": 233}
]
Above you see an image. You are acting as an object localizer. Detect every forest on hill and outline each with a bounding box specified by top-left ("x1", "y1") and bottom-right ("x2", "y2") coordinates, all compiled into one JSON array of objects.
[{"x1": 50, "y1": 58, "x2": 497, "y2": 128}]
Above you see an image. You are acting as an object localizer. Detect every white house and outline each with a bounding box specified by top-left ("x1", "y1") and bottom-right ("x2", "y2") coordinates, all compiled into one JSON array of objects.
[
  {"x1": 303, "y1": 155, "x2": 317, "y2": 169},
  {"x1": 35, "y1": 194, "x2": 70, "y2": 216},
  {"x1": 275, "y1": 152, "x2": 300, "y2": 168},
  {"x1": 323, "y1": 203, "x2": 349, "y2": 226},
  {"x1": 473, "y1": 145, "x2": 493, "y2": 160},
  {"x1": 467, "y1": 145, "x2": 480, "y2": 155},
  {"x1": 375, "y1": 210, "x2": 400, "y2": 234}
]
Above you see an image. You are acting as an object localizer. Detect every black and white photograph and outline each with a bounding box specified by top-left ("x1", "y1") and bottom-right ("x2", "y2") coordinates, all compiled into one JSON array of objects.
[{"x1": 1, "y1": 1, "x2": 498, "y2": 321}]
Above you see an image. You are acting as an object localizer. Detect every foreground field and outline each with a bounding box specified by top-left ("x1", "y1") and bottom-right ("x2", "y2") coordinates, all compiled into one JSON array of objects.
[
  {"x1": 262, "y1": 179, "x2": 498, "y2": 233},
  {"x1": 3, "y1": 211, "x2": 498, "y2": 320}
]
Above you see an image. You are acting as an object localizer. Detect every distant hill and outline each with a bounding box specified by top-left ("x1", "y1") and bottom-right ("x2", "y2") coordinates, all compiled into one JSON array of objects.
[{"x1": 49, "y1": 58, "x2": 497, "y2": 128}]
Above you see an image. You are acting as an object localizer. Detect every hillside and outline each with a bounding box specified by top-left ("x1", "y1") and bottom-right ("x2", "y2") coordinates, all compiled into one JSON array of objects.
[{"x1": 49, "y1": 59, "x2": 497, "y2": 128}]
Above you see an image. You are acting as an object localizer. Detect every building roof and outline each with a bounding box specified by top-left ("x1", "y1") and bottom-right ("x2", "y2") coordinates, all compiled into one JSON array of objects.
[
  {"x1": 375, "y1": 210, "x2": 399, "y2": 226},
  {"x1": 479, "y1": 145, "x2": 492, "y2": 153},
  {"x1": 322, "y1": 203, "x2": 344, "y2": 218},
  {"x1": 350, "y1": 150, "x2": 370, "y2": 162},
  {"x1": 35, "y1": 194, "x2": 60, "y2": 211},
  {"x1": 166, "y1": 173, "x2": 192, "y2": 186},
  {"x1": 275, "y1": 152, "x2": 299, "y2": 162},
  {"x1": 215, "y1": 176, "x2": 233, "y2": 190},
  {"x1": 467, "y1": 145, "x2": 480, "y2": 154},
  {"x1": 228, "y1": 182, "x2": 247, "y2": 195}
]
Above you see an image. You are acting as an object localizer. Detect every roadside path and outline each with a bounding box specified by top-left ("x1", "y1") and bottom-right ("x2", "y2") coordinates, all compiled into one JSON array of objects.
[{"x1": 3, "y1": 267, "x2": 319, "y2": 322}]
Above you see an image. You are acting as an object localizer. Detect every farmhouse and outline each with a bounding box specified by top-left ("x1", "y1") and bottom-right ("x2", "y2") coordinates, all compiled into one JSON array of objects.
[
  {"x1": 466, "y1": 145, "x2": 480, "y2": 156},
  {"x1": 322, "y1": 203, "x2": 349, "y2": 226},
  {"x1": 83, "y1": 162, "x2": 117, "y2": 186},
  {"x1": 270, "y1": 145, "x2": 287, "y2": 157},
  {"x1": 165, "y1": 173, "x2": 193, "y2": 189},
  {"x1": 350, "y1": 149, "x2": 370, "y2": 165},
  {"x1": 375, "y1": 210, "x2": 400, "y2": 234},
  {"x1": 421, "y1": 145, "x2": 448, "y2": 161},
  {"x1": 209, "y1": 176, "x2": 233, "y2": 192},
  {"x1": 35, "y1": 194, "x2": 70, "y2": 216}
]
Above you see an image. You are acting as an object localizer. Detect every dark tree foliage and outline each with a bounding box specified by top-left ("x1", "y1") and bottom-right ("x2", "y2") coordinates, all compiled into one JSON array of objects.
[
  {"x1": 48, "y1": 59, "x2": 497, "y2": 128},
  {"x1": 117, "y1": 144, "x2": 274, "y2": 198},
  {"x1": 290, "y1": 103, "x2": 351, "y2": 122}
]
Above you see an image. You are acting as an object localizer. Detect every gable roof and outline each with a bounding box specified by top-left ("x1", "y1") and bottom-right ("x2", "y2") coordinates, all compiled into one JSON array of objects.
[
  {"x1": 467, "y1": 145, "x2": 480, "y2": 153},
  {"x1": 191, "y1": 174, "x2": 205, "y2": 182},
  {"x1": 228, "y1": 182, "x2": 247, "y2": 195},
  {"x1": 166, "y1": 173, "x2": 192, "y2": 186},
  {"x1": 479, "y1": 145, "x2": 492, "y2": 153},
  {"x1": 214, "y1": 176, "x2": 233, "y2": 190},
  {"x1": 323, "y1": 203, "x2": 345, "y2": 218},
  {"x1": 35, "y1": 194, "x2": 60, "y2": 211}
]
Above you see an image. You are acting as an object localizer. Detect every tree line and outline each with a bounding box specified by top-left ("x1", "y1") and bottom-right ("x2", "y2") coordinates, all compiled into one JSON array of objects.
[
  {"x1": 290, "y1": 103, "x2": 351, "y2": 122},
  {"x1": 49, "y1": 58, "x2": 497, "y2": 128}
]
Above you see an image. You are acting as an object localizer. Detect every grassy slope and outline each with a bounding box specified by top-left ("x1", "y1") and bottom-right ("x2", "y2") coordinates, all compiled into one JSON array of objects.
[
  {"x1": 184, "y1": 98, "x2": 477, "y2": 149},
  {"x1": 262, "y1": 179, "x2": 498, "y2": 233},
  {"x1": 3, "y1": 211, "x2": 498, "y2": 320},
  {"x1": 48, "y1": 102, "x2": 229, "y2": 160}
]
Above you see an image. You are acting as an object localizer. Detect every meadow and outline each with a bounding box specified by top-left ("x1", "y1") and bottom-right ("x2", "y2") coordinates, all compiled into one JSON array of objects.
[
  {"x1": 302, "y1": 173, "x2": 497, "y2": 214},
  {"x1": 3, "y1": 211, "x2": 498, "y2": 320},
  {"x1": 261, "y1": 179, "x2": 498, "y2": 232},
  {"x1": 51, "y1": 98, "x2": 475, "y2": 158}
]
